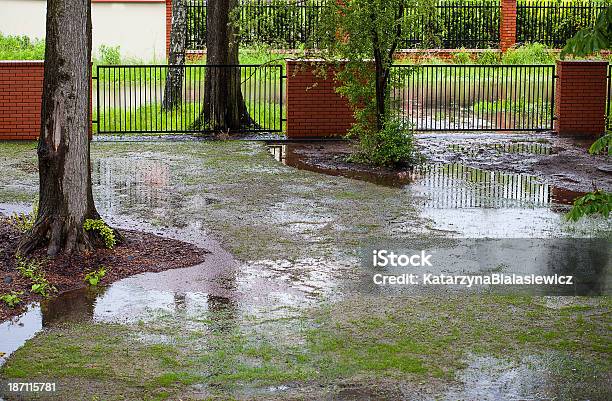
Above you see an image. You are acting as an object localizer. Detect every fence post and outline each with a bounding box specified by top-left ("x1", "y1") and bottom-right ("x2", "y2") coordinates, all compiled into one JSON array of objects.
[
  {"x1": 500, "y1": 0, "x2": 517, "y2": 52},
  {"x1": 285, "y1": 60, "x2": 354, "y2": 138},
  {"x1": 554, "y1": 60, "x2": 609, "y2": 138},
  {"x1": 166, "y1": 0, "x2": 172, "y2": 60}
]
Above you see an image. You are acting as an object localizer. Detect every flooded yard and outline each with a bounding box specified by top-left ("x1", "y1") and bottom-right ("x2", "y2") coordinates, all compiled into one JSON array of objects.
[{"x1": 0, "y1": 136, "x2": 610, "y2": 400}]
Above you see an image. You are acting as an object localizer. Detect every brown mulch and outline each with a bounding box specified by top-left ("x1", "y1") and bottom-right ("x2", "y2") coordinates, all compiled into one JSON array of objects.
[{"x1": 0, "y1": 218, "x2": 208, "y2": 322}]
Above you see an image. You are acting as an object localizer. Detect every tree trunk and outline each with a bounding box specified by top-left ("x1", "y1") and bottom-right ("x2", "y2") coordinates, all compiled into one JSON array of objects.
[
  {"x1": 373, "y1": 56, "x2": 387, "y2": 131},
  {"x1": 162, "y1": 0, "x2": 187, "y2": 110},
  {"x1": 193, "y1": 0, "x2": 254, "y2": 132},
  {"x1": 18, "y1": 0, "x2": 100, "y2": 257}
]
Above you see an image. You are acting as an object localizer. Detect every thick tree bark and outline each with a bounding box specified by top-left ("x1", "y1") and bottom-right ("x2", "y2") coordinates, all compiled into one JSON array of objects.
[
  {"x1": 163, "y1": 0, "x2": 187, "y2": 110},
  {"x1": 18, "y1": 0, "x2": 101, "y2": 257},
  {"x1": 193, "y1": 0, "x2": 254, "y2": 132}
]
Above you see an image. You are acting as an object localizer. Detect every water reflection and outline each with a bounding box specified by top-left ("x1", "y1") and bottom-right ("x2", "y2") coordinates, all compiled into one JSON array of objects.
[
  {"x1": 93, "y1": 157, "x2": 171, "y2": 212},
  {"x1": 267, "y1": 143, "x2": 583, "y2": 209}
]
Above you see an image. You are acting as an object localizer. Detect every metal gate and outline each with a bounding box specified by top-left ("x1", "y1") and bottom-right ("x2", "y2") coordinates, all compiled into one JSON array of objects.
[
  {"x1": 390, "y1": 64, "x2": 556, "y2": 132},
  {"x1": 93, "y1": 64, "x2": 284, "y2": 135}
]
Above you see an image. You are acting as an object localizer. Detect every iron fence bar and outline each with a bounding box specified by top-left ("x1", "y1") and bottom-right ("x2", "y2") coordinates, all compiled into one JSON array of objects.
[
  {"x1": 390, "y1": 64, "x2": 555, "y2": 132},
  {"x1": 94, "y1": 64, "x2": 284, "y2": 135},
  {"x1": 607, "y1": 65, "x2": 612, "y2": 131}
]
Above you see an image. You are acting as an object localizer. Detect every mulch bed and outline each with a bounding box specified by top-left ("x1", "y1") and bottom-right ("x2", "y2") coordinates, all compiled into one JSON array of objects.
[{"x1": 0, "y1": 218, "x2": 208, "y2": 322}]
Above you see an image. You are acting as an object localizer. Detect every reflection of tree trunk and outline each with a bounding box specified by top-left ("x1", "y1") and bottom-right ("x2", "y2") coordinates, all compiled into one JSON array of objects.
[
  {"x1": 41, "y1": 287, "x2": 100, "y2": 326},
  {"x1": 192, "y1": 0, "x2": 254, "y2": 132},
  {"x1": 17, "y1": 0, "x2": 102, "y2": 257},
  {"x1": 163, "y1": 0, "x2": 187, "y2": 110}
]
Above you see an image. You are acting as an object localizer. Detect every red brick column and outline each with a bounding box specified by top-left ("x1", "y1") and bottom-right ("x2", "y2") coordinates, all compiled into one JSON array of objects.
[
  {"x1": 286, "y1": 60, "x2": 354, "y2": 138},
  {"x1": 500, "y1": 0, "x2": 517, "y2": 52},
  {"x1": 0, "y1": 61, "x2": 44, "y2": 140},
  {"x1": 554, "y1": 60, "x2": 609, "y2": 138},
  {"x1": 165, "y1": 0, "x2": 172, "y2": 60}
]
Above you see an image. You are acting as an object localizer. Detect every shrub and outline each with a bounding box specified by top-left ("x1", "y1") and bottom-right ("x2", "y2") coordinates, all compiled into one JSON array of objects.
[
  {"x1": 477, "y1": 49, "x2": 501, "y2": 65},
  {"x1": 97, "y1": 44, "x2": 121, "y2": 65},
  {"x1": 0, "y1": 32, "x2": 45, "y2": 60},
  {"x1": 349, "y1": 118, "x2": 421, "y2": 168},
  {"x1": 453, "y1": 50, "x2": 472, "y2": 64},
  {"x1": 83, "y1": 219, "x2": 116, "y2": 249},
  {"x1": 502, "y1": 43, "x2": 555, "y2": 65}
]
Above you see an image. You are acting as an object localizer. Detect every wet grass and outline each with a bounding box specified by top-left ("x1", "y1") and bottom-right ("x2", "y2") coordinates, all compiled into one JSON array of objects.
[
  {"x1": 0, "y1": 141, "x2": 38, "y2": 203},
  {"x1": 0, "y1": 140, "x2": 610, "y2": 399},
  {"x1": 1, "y1": 295, "x2": 610, "y2": 400},
  {"x1": 94, "y1": 101, "x2": 283, "y2": 134}
]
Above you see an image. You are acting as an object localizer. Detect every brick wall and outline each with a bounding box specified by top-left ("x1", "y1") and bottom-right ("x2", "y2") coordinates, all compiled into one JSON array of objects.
[
  {"x1": 554, "y1": 60, "x2": 609, "y2": 138},
  {"x1": 0, "y1": 61, "x2": 44, "y2": 140},
  {"x1": 500, "y1": 0, "x2": 517, "y2": 52},
  {"x1": 286, "y1": 60, "x2": 354, "y2": 138},
  {"x1": 166, "y1": 0, "x2": 172, "y2": 59}
]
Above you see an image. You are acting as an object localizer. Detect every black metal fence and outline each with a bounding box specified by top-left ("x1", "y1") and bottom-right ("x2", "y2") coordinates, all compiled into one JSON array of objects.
[
  {"x1": 517, "y1": 0, "x2": 609, "y2": 48},
  {"x1": 402, "y1": 0, "x2": 499, "y2": 49},
  {"x1": 185, "y1": 1, "x2": 608, "y2": 51},
  {"x1": 186, "y1": 0, "x2": 324, "y2": 49},
  {"x1": 390, "y1": 64, "x2": 556, "y2": 131},
  {"x1": 93, "y1": 64, "x2": 284, "y2": 134},
  {"x1": 606, "y1": 65, "x2": 612, "y2": 130}
]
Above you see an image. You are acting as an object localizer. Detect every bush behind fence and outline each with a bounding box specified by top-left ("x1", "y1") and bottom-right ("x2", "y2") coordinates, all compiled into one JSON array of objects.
[{"x1": 185, "y1": 0, "x2": 610, "y2": 50}]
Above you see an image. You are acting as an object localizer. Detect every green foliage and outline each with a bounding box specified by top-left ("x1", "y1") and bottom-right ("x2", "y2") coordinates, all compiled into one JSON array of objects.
[
  {"x1": 0, "y1": 291, "x2": 23, "y2": 308},
  {"x1": 30, "y1": 281, "x2": 55, "y2": 297},
  {"x1": 83, "y1": 219, "x2": 117, "y2": 249},
  {"x1": 561, "y1": 6, "x2": 612, "y2": 58},
  {"x1": 16, "y1": 254, "x2": 43, "y2": 280},
  {"x1": 566, "y1": 190, "x2": 612, "y2": 221},
  {"x1": 502, "y1": 43, "x2": 556, "y2": 65},
  {"x1": 84, "y1": 267, "x2": 107, "y2": 287},
  {"x1": 96, "y1": 45, "x2": 121, "y2": 65},
  {"x1": 8, "y1": 200, "x2": 38, "y2": 233},
  {"x1": 16, "y1": 254, "x2": 56, "y2": 298},
  {"x1": 589, "y1": 132, "x2": 612, "y2": 155},
  {"x1": 317, "y1": 0, "x2": 433, "y2": 166},
  {"x1": 0, "y1": 32, "x2": 45, "y2": 60},
  {"x1": 348, "y1": 117, "x2": 420, "y2": 167},
  {"x1": 453, "y1": 50, "x2": 472, "y2": 64},
  {"x1": 477, "y1": 49, "x2": 501, "y2": 64}
]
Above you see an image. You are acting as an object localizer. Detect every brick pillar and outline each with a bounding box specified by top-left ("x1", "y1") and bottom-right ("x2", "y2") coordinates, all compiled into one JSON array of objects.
[
  {"x1": 554, "y1": 60, "x2": 609, "y2": 138},
  {"x1": 286, "y1": 60, "x2": 355, "y2": 138},
  {"x1": 165, "y1": 0, "x2": 172, "y2": 60},
  {"x1": 500, "y1": 0, "x2": 517, "y2": 52}
]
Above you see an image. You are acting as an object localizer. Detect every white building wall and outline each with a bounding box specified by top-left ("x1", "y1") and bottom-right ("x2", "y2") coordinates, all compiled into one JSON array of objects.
[{"x1": 0, "y1": 0, "x2": 166, "y2": 61}]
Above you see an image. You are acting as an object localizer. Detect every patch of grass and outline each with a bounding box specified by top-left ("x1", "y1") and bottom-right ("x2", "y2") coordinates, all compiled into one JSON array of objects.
[
  {"x1": 94, "y1": 100, "x2": 283, "y2": 134},
  {"x1": 2, "y1": 296, "x2": 609, "y2": 399}
]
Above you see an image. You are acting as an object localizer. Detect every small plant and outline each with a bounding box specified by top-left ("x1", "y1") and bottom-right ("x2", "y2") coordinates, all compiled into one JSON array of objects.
[
  {"x1": 453, "y1": 50, "x2": 472, "y2": 64},
  {"x1": 502, "y1": 43, "x2": 555, "y2": 65},
  {"x1": 97, "y1": 44, "x2": 121, "y2": 65},
  {"x1": 566, "y1": 190, "x2": 612, "y2": 221},
  {"x1": 477, "y1": 49, "x2": 501, "y2": 65},
  {"x1": 30, "y1": 278, "x2": 56, "y2": 297},
  {"x1": 15, "y1": 254, "x2": 56, "y2": 298},
  {"x1": 16, "y1": 254, "x2": 43, "y2": 279},
  {"x1": 589, "y1": 132, "x2": 612, "y2": 156},
  {"x1": 8, "y1": 200, "x2": 38, "y2": 233},
  {"x1": 83, "y1": 219, "x2": 117, "y2": 249},
  {"x1": 84, "y1": 267, "x2": 107, "y2": 286},
  {"x1": 0, "y1": 291, "x2": 24, "y2": 308}
]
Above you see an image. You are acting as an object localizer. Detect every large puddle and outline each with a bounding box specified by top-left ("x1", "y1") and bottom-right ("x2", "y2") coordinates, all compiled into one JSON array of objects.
[{"x1": 1, "y1": 138, "x2": 609, "y2": 399}]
